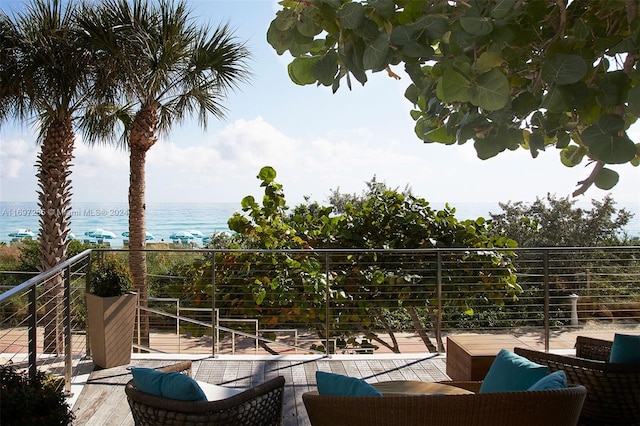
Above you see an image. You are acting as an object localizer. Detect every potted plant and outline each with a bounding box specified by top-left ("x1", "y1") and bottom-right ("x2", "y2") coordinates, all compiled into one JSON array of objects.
[
  {"x1": 85, "y1": 256, "x2": 137, "y2": 368},
  {"x1": 0, "y1": 364, "x2": 75, "y2": 425}
]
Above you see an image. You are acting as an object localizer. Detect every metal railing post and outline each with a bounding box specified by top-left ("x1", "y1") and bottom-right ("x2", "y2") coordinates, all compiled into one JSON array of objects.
[
  {"x1": 543, "y1": 250, "x2": 550, "y2": 352},
  {"x1": 325, "y1": 252, "x2": 330, "y2": 358},
  {"x1": 436, "y1": 250, "x2": 443, "y2": 353},
  {"x1": 86, "y1": 254, "x2": 92, "y2": 358},
  {"x1": 212, "y1": 254, "x2": 217, "y2": 358},
  {"x1": 64, "y1": 265, "x2": 72, "y2": 395},
  {"x1": 28, "y1": 281, "x2": 37, "y2": 381}
]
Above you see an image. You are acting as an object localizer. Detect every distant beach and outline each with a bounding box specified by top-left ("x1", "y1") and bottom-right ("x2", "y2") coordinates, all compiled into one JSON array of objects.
[{"x1": 1, "y1": 200, "x2": 638, "y2": 247}]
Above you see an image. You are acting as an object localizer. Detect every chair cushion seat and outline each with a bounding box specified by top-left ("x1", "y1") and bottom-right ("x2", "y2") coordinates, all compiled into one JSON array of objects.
[{"x1": 196, "y1": 381, "x2": 242, "y2": 401}]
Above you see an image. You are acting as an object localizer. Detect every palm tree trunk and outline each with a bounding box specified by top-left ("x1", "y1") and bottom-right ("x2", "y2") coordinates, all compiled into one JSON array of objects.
[
  {"x1": 129, "y1": 102, "x2": 158, "y2": 350},
  {"x1": 36, "y1": 116, "x2": 74, "y2": 354},
  {"x1": 129, "y1": 145, "x2": 149, "y2": 350}
]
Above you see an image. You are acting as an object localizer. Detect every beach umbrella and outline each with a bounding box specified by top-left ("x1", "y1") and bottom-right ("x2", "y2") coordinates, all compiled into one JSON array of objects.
[
  {"x1": 8, "y1": 229, "x2": 35, "y2": 238},
  {"x1": 170, "y1": 231, "x2": 194, "y2": 240},
  {"x1": 189, "y1": 230, "x2": 204, "y2": 238},
  {"x1": 122, "y1": 231, "x2": 155, "y2": 241},
  {"x1": 84, "y1": 229, "x2": 116, "y2": 239}
]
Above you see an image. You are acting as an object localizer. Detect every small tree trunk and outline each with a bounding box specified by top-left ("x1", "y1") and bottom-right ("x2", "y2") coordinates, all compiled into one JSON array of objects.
[{"x1": 407, "y1": 307, "x2": 437, "y2": 352}]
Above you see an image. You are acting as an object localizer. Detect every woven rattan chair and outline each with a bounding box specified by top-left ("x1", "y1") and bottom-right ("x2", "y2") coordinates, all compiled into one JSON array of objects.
[
  {"x1": 302, "y1": 381, "x2": 586, "y2": 426},
  {"x1": 515, "y1": 337, "x2": 640, "y2": 426},
  {"x1": 125, "y1": 361, "x2": 285, "y2": 426}
]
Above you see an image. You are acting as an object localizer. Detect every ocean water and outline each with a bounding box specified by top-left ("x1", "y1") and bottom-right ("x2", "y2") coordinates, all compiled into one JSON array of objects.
[{"x1": 0, "y1": 200, "x2": 638, "y2": 247}]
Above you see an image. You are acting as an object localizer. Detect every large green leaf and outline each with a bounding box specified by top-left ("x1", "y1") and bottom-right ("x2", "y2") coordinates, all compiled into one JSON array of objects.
[
  {"x1": 312, "y1": 50, "x2": 338, "y2": 86},
  {"x1": 274, "y1": 9, "x2": 296, "y2": 31},
  {"x1": 629, "y1": 85, "x2": 640, "y2": 115},
  {"x1": 460, "y1": 16, "x2": 494, "y2": 36},
  {"x1": 540, "y1": 84, "x2": 571, "y2": 112},
  {"x1": 424, "y1": 126, "x2": 456, "y2": 144},
  {"x1": 267, "y1": 20, "x2": 294, "y2": 55},
  {"x1": 588, "y1": 135, "x2": 637, "y2": 164},
  {"x1": 363, "y1": 33, "x2": 390, "y2": 71},
  {"x1": 491, "y1": 0, "x2": 516, "y2": 19},
  {"x1": 418, "y1": 16, "x2": 449, "y2": 39},
  {"x1": 436, "y1": 69, "x2": 470, "y2": 103},
  {"x1": 476, "y1": 51, "x2": 504, "y2": 74},
  {"x1": 596, "y1": 71, "x2": 629, "y2": 107},
  {"x1": 369, "y1": 0, "x2": 395, "y2": 19},
  {"x1": 288, "y1": 56, "x2": 321, "y2": 85},
  {"x1": 390, "y1": 25, "x2": 416, "y2": 46},
  {"x1": 560, "y1": 145, "x2": 586, "y2": 167},
  {"x1": 582, "y1": 114, "x2": 625, "y2": 141},
  {"x1": 474, "y1": 134, "x2": 508, "y2": 159},
  {"x1": 297, "y1": 7, "x2": 323, "y2": 37},
  {"x1": 337, "y1": 2, "x2": 365, "y2": 29},
  {"x1": 541, "y1": 54, "x2": 587, "y2": 85},
  {"x1": 512, "y1": 91, "x2": 538, "y2": 117},
  {"x1": 468, "y1": 69, "x2": 509, "y2": 111},
  {"x1": 581, "y1": 115, "x2": 636, "y2": 163},
  {"x1": 594, "y1": 167, "x2": 619, "y2": 190}
]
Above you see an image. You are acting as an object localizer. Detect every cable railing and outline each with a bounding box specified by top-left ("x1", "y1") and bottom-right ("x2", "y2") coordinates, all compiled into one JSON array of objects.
[{"x1": 1, "y1": 246, "x2": 639, "y2": 393}]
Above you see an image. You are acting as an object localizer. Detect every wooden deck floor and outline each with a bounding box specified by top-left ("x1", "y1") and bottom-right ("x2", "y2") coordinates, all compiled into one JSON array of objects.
[
  {"x1": 68, "y1": 325, "x2": 640, "y2": 425},
  {"x1": 71, "y1": 354, "x2": 449, "y2": 426}
]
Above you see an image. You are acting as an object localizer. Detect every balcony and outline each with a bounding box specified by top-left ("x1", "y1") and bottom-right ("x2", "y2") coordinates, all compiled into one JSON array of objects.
[{"x1": 1, "y1": 246, "x2": 639, "y2": 424}]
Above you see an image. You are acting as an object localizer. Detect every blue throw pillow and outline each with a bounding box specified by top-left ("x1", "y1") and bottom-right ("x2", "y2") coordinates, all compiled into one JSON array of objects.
[
  {"x1": 528, "y1": 370, "x2": 567, "y2": 391},
  {"x1": 609, "y1": 334, "x2": 640, "y2": 363},
  {"x1": 132, "y1": 367, "x2": 207, "y2": 401},
  {"x1": 479, "y1": 349, "x2": 548, "y2": 394},
  {"x1": 316, "y1": 371, "x2": 382, "y2": 397}
]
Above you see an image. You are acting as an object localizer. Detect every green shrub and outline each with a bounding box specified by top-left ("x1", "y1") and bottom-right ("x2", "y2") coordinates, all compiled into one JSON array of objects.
[
  {"x1": 90, "y1": 257, "x2": 132, "y2": 297},
  {"x1": 0, "y1": 364, "x2": 75, "y2": 425}
]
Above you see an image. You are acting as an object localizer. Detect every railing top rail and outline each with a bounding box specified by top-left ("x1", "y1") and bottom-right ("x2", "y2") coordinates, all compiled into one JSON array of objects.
[
  {"x1": 0, "y1": 249, "x2": 92, "y2": 304},
  {"x1": 96, "y1": 246, "x2": 639, "y2": 254}
]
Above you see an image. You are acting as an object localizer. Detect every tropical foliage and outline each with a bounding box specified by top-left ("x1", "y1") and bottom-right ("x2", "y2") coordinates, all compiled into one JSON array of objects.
[
  {"x1": 268, "y1": 0, "x2": 640, "y2": 196},
  {"x1": 488, "y1": 193, "x2": 635, "y2": 247},
  {"x1": 159, "y1": 166, "x2": 520, "y2": 352},
  {"x1": 0, "y1": 364, "x2": 74, "y2": 426}
]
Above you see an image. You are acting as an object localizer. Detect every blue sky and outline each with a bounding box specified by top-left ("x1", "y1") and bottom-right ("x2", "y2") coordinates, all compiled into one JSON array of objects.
[{"x1": 1, "y1": 0, "x2": 639, "y2": 208}]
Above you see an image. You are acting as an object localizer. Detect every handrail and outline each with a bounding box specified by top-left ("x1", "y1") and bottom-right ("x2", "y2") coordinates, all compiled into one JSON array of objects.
[{"x1": 0, "y1": 249, "x2": 92, "y2": 304}]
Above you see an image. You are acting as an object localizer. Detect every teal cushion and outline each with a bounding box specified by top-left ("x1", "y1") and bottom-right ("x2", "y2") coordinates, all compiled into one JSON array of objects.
[
  {"x1": 131, "y1": 367, "x2": 207, "y2": 401},
  {"x1": 316, "y1": 371, "x2": 382, "y2": 397},
  {"x1": 479, "y1": 349, "x2": 548, "y2": 394},
  {"x1": 528, "y1": 370, "x2": 567, "y2": 391},
  {"x1": 609, "y1": 333, "x2": 640, "y2": 363}
]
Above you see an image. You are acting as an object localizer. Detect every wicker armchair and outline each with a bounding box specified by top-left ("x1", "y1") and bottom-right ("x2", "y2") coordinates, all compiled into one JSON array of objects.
[
  {"x1": 515, "y1": 336, "x2": 640, "y2": 426},
  {"x1": 302, "y1": 381, "x2": 586, "y2": 426},
  {"x1": 125, "y1": 361, "x2": 285, "y2": 426}
]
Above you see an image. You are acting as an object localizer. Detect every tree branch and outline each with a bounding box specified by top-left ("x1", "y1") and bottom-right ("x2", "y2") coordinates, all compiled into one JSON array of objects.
[{"x1": 572, "y1": 161, "x2": 605, "y2": 197}]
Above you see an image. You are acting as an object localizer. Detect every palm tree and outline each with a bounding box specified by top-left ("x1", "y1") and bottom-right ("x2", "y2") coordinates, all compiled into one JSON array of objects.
[
  {"x1": 78, "y1": 0, "x2": 251, "y2": 346},
  {"x1": 0, "y1": 0, "x2": 95, "y2": 353}
]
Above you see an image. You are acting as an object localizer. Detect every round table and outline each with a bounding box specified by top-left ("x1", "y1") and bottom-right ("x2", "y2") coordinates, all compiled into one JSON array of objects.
[{"x1": 372, "y1": 380, "x2": 474, "y2": 396}]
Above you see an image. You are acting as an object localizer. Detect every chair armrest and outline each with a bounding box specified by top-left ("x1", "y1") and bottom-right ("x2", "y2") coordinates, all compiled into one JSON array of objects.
[
  {"x1": 436, "y1": 380, "x2": 482, "y2": 393},
  {"x1": 157, "y1": 360, "x2": 192, "y2": 376},
  {"x1": 575, "y1": 336, "x2": 612, "y2": 361}
]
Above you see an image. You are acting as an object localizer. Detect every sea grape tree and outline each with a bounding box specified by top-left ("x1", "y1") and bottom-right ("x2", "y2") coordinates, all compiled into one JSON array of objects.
[
  {"x1": 267, "y1": 0, "x2": 640, "y2": 196},
  {"x1": 220, "y1": 167, "x2": 520, "y2": 353}
]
